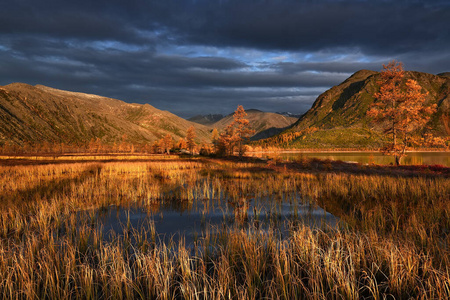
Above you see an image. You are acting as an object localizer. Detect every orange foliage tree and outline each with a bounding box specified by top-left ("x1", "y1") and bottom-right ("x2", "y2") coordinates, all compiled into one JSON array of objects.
[
  {"x1": 186, "y1": 126, "x2": 197, "y2": 154},
  {"x1": 177, "y1": 138, "x2": 188, "y2": 150},
  {"x1": 211, "y1": 128, "x2": 219, "y2": 153},
  {"x1": 367, "y1": 61, "x2": 437, "y2": 165},
  {"x1": 161, "y1": 134, "x2": 173, "y2": 154},
  {"x1": 217, "y1": 105, "x2": 254, "y2": 157}
]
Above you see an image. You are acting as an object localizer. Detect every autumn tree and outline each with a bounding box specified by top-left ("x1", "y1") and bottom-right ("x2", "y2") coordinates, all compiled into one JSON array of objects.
[
  {"x1": 233, "y1": 105, "x2": 255, "y2": 158},
  {"x1": 367, "y1": 61, "x2": 437, "y2": 165},
  {"x1": 177, "y1": 138, "x2": 188, "y2": 150},
  {"x1": 161, "y1": 134, "x2": 173, "y2": 154},
  {"x1": 151, "y1": 140, "x2": 161, "y2": 153},
  {"x1": 211, "y1": 128, "x2": 219, "y2": 153},
  {"x1": 217, "y1": 124, "x2": 237, "y2": 156},
  {"x1": 186, "y1": 126, "x2": 197, "y2": 154},
  {"x1": 217, "y1": 105, "x2": 254, "y2": 158}
]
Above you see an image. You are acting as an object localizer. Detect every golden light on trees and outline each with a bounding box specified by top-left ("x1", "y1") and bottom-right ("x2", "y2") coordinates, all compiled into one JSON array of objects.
[
  {"x1": 177, "y1": 138, "x2": 188, "y2": 150},
  {"x1": 161, "y1": 134, "x2": 173, "y2": 154},
  {"x1": 211, "y1": 128, "x2": 219, "y2": 153},
  {"x1": 217, "y1": 105, "x2": 254, "y2": 157},
  {"x1": 186, "y1": 126, "x2": 197, "y2": 154},
  {"x1": 367, "y1": 61, "x2": 437, "y2": 165}
]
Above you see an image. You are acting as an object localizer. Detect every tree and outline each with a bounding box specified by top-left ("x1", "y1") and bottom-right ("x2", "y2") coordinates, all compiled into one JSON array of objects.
[
  {"x1": 161, "y1": 134, "x2": 173, "y2": 154},
  {"x1": 233, "y1": 105, "x2": 255, "y2": 158},
  {"x1": 217, "y1": 124, "x2": 237, "y2": 156},
  {"x1": 151, "y1": 140, "x2": 161, "y2": 153},
  {"x1": 186, "y1": 126, "x2": 197, "y2": 154},
  {"x1": 211, "y1": 128, "x2": 219, "y2": 153},
  {"x1": 367, "y1": 61, "x2": 437, "y2": 165},
  {"x1": 217, "y1": 105, "x2": 254, "y2": 157},
  {"x1": 177, "y1": 138, "x2": 188, "y2": 150}
]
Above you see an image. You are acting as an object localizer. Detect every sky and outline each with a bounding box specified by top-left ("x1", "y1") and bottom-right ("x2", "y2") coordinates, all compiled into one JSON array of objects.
[{"x1": 1, "y1": 0, "x2": 449, "y2": 118}]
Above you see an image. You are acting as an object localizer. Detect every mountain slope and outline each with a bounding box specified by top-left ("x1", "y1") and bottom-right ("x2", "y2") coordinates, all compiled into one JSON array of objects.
[
  {"x1": 263, "y1": 70, "x2": 450, "y2": 148},
  {"x1": 0, "y1": 83, "x2": 211, "y2": 146},
  {"x1": 211, "y1": 109, "x2": 298, "y2": 140},
  {"x1": 188, "y1": 114, "x2": 224, "y2": 126}
]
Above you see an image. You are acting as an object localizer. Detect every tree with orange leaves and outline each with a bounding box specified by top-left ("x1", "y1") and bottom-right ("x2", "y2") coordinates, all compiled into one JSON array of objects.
[
  {"x1": 186, "y1": 126, "x2": 197, "y2": 154},
  {"x1": 233, "y1": 105, "x2": 255, "y2": 158},
  {"x1": 217, "y1": 105, "x2": 254, "y2": 157},
  {"x1": 161, "y1": 134, "x2": 173, "y2": 154},
  {"x1": 368, "y1": 61, "x2": 436, "y2": 165}
]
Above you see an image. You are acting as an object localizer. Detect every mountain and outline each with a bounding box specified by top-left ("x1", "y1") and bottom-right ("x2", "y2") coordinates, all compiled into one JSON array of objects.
[
  {"x1": 188, "y1": 114, "x2": 224, "y2": 126},
  {"x1": 0, "y1": 83, "x2": 211, "y2": 146},
  {"x1": 263, "y1": 70, "x2": 450, "y2": 148},
  {"x1": 276, "y1": 112, "x2": 303, "y2": 118},
  {"x1": 212, "y1": 109, "x2": 298, "y2": 140}
]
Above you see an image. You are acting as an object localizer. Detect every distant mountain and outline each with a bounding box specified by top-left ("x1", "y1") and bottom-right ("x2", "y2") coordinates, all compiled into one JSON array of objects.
[
  {"x1": 0, "y1": 83, "x2": 211, "y2": 146},
  {"x1": 212, "y1": 109, "x2": 298, "y2": 140},
  {"x1": 264, "y1": 70, "x2": 450, "y2": 148},
  {"x1": 188, "y1": 114, "x2": 224, "y2": 126},
  {"x1": 275, "y1": 112, "x2": 302, "y2": 118}
]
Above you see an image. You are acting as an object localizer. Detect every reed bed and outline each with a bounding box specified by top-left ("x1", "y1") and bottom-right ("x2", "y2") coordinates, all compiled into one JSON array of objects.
[{"x1": 0, "y1": 156, "x2": 449, "y2": 299}]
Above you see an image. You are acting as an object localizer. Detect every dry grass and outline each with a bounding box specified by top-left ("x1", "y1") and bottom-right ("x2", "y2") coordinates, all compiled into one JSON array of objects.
[{"x1": 0, "y1": 155, "x2": 449, "y2": 299}]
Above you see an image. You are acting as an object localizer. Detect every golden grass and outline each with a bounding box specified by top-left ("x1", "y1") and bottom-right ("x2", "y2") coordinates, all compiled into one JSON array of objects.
[{"x1": 0, "y1": 155, "x2": 448, "y2": 299}]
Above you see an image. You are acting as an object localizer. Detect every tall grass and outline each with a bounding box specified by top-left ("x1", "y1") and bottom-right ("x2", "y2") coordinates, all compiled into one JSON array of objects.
[{"x1": 0, "y1": 156, "x2": 448, "y2": 299}]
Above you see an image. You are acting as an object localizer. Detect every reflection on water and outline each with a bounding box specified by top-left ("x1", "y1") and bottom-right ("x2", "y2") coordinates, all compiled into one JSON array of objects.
[
  {"x1": 273, "y1": 151, "x2": 450, "y2": 166},
  {"x1": 92, "y1": 196, "x2": 339, "y2": 246}
]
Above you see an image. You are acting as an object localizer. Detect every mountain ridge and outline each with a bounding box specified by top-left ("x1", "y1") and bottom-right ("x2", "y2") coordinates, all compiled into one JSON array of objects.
[
  {"x1": 0, "y1": 83, "x2": 211, "y2": 147},
  {"x1": 261, "y1": 69, "x2": 450, "y2": 148},
  {"x1": 188, "y1": 114, "x2": 224, "y2": 126},
  {"x1": 211, "y1": 109, "x2": 298, "y2": 140}
]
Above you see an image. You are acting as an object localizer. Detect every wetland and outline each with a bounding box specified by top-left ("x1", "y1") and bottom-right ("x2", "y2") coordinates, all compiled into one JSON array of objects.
[{"x1": 0, "y1": 154, "x2": 449, "y2": 299}]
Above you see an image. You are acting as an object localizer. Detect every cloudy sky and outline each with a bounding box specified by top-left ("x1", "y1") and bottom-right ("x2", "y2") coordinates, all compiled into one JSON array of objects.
[{"x1": 1, "y1": 0, "x2": 449, "y2": 117}]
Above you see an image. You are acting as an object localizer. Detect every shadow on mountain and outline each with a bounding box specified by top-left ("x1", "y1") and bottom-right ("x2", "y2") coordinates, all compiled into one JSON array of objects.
[
  {"x1": 332, "y1": 79, "x2": 366, "y2": 111},
  {"x1": 251, "y1": 126, "x2": 290, "y2": 141}
]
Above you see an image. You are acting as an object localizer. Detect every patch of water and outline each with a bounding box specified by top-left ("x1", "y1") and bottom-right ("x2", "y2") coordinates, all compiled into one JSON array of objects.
[
  {"x1": 261, "y1": 151, "x2": 450, "y2": 166},
  {"x1": 93, "y1": 196, "x2": 339, "y2": 246}
]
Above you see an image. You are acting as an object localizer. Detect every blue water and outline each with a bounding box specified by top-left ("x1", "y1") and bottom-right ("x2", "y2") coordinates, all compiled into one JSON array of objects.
[{"x1": 93, "y1": 196, "x2": 339, "y2": 245}]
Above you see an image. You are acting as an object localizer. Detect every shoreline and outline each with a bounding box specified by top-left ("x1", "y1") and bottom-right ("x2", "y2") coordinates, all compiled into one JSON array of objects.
[{"x1": 249, "y1": 149, "x2": 450, "y2": 154}]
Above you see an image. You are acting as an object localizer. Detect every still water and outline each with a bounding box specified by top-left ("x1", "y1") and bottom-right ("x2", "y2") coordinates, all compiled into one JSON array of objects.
[
  {"x1": 93, "y1": 196, "x2": 339, "y2": 246},
  {"x1": 271, "y1": 151, "x2": 450, "y2": 166}
]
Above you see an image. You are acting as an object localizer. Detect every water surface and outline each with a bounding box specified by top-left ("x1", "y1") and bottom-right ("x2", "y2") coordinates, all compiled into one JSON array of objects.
[
  {"x1": 266, "y1": 151, "x2": 449, "y2": 166},
  {"x1": 94, "y1": 196, "x2": 339, "y2": 246}
]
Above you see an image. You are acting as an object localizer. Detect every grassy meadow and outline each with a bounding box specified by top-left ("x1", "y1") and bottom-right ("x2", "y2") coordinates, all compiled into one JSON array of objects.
[{"x1": 0, "y1": 154, "x2": 449, "y2": 299}]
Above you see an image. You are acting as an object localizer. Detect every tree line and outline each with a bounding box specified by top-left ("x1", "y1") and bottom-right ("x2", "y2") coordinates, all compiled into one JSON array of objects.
[{"x1": 0, "y1": 105, "x2": 256, "y2": 157}]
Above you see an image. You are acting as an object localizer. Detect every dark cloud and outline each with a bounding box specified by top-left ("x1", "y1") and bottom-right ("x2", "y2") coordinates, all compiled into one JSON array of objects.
[
  {"x1": 0, "y1": 0, "x2": 449, "y2": 117},
  {"x1": 3, "y1": 0, "x2": 449, "y2": 54},
  {"x1": 178, "y1": 0, "x2": 450, "y2": 55}
]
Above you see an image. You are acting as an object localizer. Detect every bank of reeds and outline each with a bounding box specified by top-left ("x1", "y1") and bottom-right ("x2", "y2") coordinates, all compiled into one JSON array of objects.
[
  {"x1": 0, "y1": 222, "x2": 449, "y2": 299},
  {"x1": 0, "y1": 156, "x2": 449, "y2": 299}
]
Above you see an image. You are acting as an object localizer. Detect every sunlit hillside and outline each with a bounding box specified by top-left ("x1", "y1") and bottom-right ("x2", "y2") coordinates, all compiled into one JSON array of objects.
[
  {"x1": 260, "y1": 70, "x2": 450, "y2": 149},
  {"x1": 0, "y1": 83, "x2": 211, "y2": 147}
]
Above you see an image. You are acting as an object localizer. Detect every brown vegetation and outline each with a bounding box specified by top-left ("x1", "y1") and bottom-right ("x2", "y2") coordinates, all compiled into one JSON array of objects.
[
  {"x1": 0, "y1": 83, "x2": 211, "y2": 147},
  {"x1": 0, "y1": 155, "x2": 448, "y2": 299}
]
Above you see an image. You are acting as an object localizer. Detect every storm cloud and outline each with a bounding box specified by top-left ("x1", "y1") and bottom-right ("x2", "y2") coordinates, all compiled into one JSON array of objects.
[{"x1": 1, "y1": 0, "x2": 449, "y2": 117}]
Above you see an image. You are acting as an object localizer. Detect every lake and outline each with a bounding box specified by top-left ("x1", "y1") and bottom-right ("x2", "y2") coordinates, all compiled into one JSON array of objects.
[
  {"x1": 92, "y1": 195, "x2": 339, "y2": 246},
  {"x1": 256, "y1": 151, "x2": 450, "y2": 166}
]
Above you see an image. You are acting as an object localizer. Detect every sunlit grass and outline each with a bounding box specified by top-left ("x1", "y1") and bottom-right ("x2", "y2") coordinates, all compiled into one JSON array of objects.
[{"x1": 0, "y1": 155, "x2": 448, "y2": 299}]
